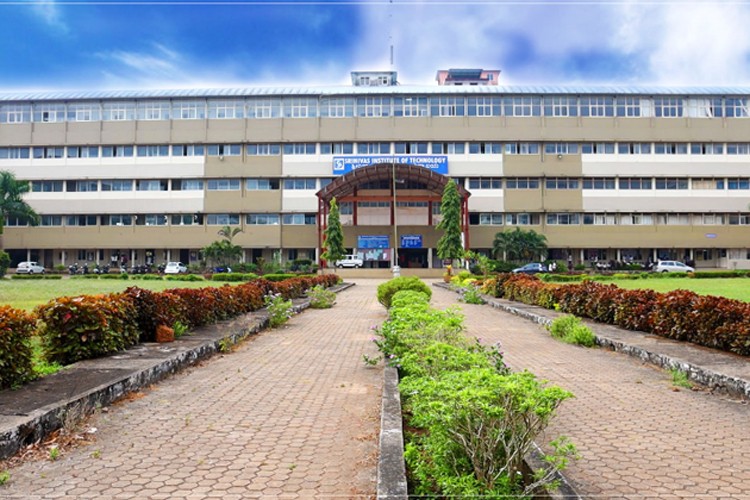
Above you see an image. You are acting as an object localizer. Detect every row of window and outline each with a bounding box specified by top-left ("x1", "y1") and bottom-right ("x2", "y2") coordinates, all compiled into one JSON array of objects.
[
  {"x1": 6, "y1": 141, "x2": 750, "y2": 160},
  {"x1": 2, "y1": 95, "x2": 748, "y2": 123},
  {"x1": 31, "y1": 178, "x2": 327, "y2": 193},
  {"x1": 470, "y1": 212, "x2": 750, "y2": 226},
  {"x1": 467, "y1": 177, "x2": 750, "y2": 190},
  {"x1": 5, "y1": 213, "x2": 319, "y2": 227}
]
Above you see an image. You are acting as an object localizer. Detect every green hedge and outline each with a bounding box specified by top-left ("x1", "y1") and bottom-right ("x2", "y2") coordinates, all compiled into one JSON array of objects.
[
  {"x1": 11, "y1": 274, "x2": 63, "y2": 280},
  {"x1": 211, "y1": 272, "x2": 259, "y2": 282},
  {"x1": 0, "y1": 305, "x2": 37, "y2": 389},
  {"x1": 376, "y1": 276, "x2": 432, "y2": 309}
]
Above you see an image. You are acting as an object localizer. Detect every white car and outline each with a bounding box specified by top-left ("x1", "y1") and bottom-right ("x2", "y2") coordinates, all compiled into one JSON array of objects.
[
  {"x1": 164, "y1": 262, "x2": 188, "y2": 274},
  {"x1": 654, "y1": 260, "x2": 694, "y2": 273},
  {"x1": 16, "y1": 261, "x2": 45, "y2": 274},
  {"x1": 335, "y1": 255, "x2": 363, "y2": 268}
]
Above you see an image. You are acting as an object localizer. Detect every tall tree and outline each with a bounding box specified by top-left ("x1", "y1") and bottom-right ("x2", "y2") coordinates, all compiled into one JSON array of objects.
[
  {"x1": 321, "y1": 197, "x2": 345, "y2": 269},
  {"x1": 217, "y1": 225, "x2": 242, "y2": 244},
  {"x1": 492, "y1": 227, "x2": 548, "y2": 262},
  {"x1": 436, "y1": 180, "x2": 463, "y2": 264},
  {"x1": 0, "y1": 171, "x2": 39, "y2": 236}
]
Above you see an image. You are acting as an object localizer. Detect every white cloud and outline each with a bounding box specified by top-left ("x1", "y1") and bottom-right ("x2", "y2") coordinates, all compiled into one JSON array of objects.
[
  {"x1": 355, "y1": 1, "x2": 750, "y2": 86},
  {"x1": 28, "y1": 0, "x2": 68, "y2": 34}
]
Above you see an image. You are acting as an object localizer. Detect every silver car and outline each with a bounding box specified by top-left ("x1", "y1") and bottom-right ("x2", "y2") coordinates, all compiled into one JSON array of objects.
[
  {"x1": 16, "y1": 261, "x2": 45, "y2": 274},
  {"x1": 654, "y1": 260, "x2": 694, "y2": 273}
]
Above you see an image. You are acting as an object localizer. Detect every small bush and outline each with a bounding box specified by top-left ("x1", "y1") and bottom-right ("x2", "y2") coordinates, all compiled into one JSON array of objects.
[
  {"x1": 100, "y1": 273, "x2": 129, "y2": 280},
  {"x1": 264, "y1": 292, "x2": 293, "y2": 328},
  {"x1": 458, "y1": 284, "x2": 485, "y2": 304},
  {"x1": 548, "y1": 315, "x2": 596, "y2": 347},
  {"x1": 377, "y1": 276, "x2": 432, "y2": 309},
  {"x1": 0, "y1": 250, "x2": 10, "y2": 278},
  {"x1": 307, "y1": 285, "x2": 336, "y2": 309},
  {"x1": 0, "y1": 305, "x2": 37, "y2": 389}
]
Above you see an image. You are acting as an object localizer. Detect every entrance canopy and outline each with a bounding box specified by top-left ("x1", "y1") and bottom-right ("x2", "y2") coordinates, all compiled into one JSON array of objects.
[{"x1": 316, "y1": 163, "x2": 470, "y2": 203}]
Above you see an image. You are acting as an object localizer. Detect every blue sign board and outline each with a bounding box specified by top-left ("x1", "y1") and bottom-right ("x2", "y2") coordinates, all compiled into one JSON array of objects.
[
  {"x1": 400, "y1": 234, "x2": 423, "y2": 249},
  {"x1": 358, "y1": 235, "x2": 390, "y2": 249},
  {"x1": 333, "y1": 155, "x2": 448, "y2": 175}
]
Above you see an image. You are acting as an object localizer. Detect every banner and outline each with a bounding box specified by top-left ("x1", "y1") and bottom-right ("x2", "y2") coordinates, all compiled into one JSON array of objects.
[
  {"x1": 332, "y1": 155, "x2": 448, "y2": 175},
  {"x1": 400, "y1": 234, "x2": 423, "y2": 249},
  {"x1": 358, "y1": 235, "x2": 390, "y2": 249}
]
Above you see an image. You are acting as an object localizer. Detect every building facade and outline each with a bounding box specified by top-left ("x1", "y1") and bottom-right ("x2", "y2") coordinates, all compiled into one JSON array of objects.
[{"x1": 1, "y1": 70, "x2": 750, "y2": 270}]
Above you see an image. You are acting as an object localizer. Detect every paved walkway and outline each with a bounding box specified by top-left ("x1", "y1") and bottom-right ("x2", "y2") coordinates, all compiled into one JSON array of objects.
[
  {"x1": 1, "y1": 281, "x2": 387, "y2": 499},
  {"x1": 429, "y1": 285, "x2": 750, "y2": 498}
]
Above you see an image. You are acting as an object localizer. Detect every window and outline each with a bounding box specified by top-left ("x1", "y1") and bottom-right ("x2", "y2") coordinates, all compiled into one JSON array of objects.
[
  {"x1": 283, "y1": 98, "x2": 318, "y2": 118},
  {"x1": 505, "y1": 213, "x2": 537, "y2": 225},
  {"x1": 468, "y1": 178, "x2": 502, "y2": 189},
  {"x1": 207, "y1": 144, "x2": 241, "y2": 156},
  {"x1": 692, "y1": 178, "x2": 724, "y2": 190},
  {"x1": 727, "y1": 143, "x2": 750, "y2": 155},
  {"x1": 430, "y1": 96, "x2": 465, "y2": 117},
  {"x1": 246, "y1": 178, "x2": 279, "y2": 190},
  {"x1": 467, "y1": 97, "x2": 501, "y2": 116},
  {"x1": 617, "y1": 143, "x2": 652, "y2": 154},
  {"x1": 282, "y1": 213, "x2": 316, "y2": 225},
  {"x1": 171, "y1": 214, "x2": 202, "y2": 225},
  {"x1": 357, "y1": 97, "x2": 392, "y2": 117},
  {"x1": 66, "y1": 180, "x2": 98, "y2": 192},
  {"x1": 283, "y1": 179, "x2": 316, "y2": 190},
  {"x1": 172, "y1": 145, "x2": 205, "y2": 157},
  {"x1": 67, "y1": 103, "x2": 100, "y2": 122},
  {"x1": 432, "y1": 142, "x2": 465, "y2": 154},
  {"x1": 320, "y1": 143, "x2": 353, "y2": 154},
  {"x1": 580, "y1": 96, "x2": 614, "y2": 117},
  {"x1": 340, "y1": 202, "x2": 353, "y2": 215},
  {"x1": 620, "y1": 214, "x2": 653, "y2": 225},
  {"x1": 136, "y1": 145, "x2": 170, "y2": 157},
  {"x1": 729, "y1": 214, "x2": 750, "y2": 225},
  {"x1": 32, "y1": 147, "x2": 64, "y2": 159},
  {"x1": 282, "y1": 143, "x2": 316, "y2": 155},
  {"x1": 394, "y1": 142, "x2": 428, "y2": 154},
  {"x1": 102, "y1": 214, "x2": 133, "y2": 226},
  {"x1": 581, "y1": 143, "x2": 615, "y2": 154},
  {"x1": 468, "y1": 142, "x2": 501, "y2": 154},
  {"x1": 665, "y1": 214, "x2": 690, "y2": 225},
  {"x1": 396, "y1": 201, "x2": 428, "y2": 208},
  {"x1": 504, "y1": 143, "x2": 539, "y2": 155},
  {"x1": 505, "y1": 178, "x2": 540, "y2": 189},
  {"x1": 544, "y1": 143, "x2": 579, "y2": 155},
  {"x1": 393, "y1": 96, "x2": 428, "y2": 117},
  {"x1": 724, "y1": 98, "x2": 749, "y2": 118},
  {"x1": 66, "y1": 215, "x2": 98, "y2": 226},
  {"x1": 320, "y1": 97, "x2": 354, "y2": 118},
  {"x1": 67, "y1": 146, "x2": 99, "y2": 158},
  {"x1": 357, "y1": 142, "x2": 390, "y2": 154},
  {"x1": 173, "y1": 100, "x2": 206, "y2": 120},
  {"x1": 247, "y1": 98, "x2": 281, "y2": 118},
  {"x1": 208, "y1": 100, "x2": 244, "y2": 119},
  {"x1": 357, "y1": 201, "x2": 390, "y2": 208},
  {"x1": 545, "y1": 178, "x2": 579, "y2": 189},
  {"x1": 583, "y1": 213, "x2": 618, "y2": 225},
  {"x1": 582, "y1": 178, "x2": 616, "y2": 190},
  {"x1": 136, "y1": 214, "x2": 167, "y2": 226},
  {"x1": 101, "y1": 145, "x2": 134, "y2": 158},
  {"x1": 503, "y1": 97, "x2": 541, "y2": 116},
  {"x1": 655, "y1": 178, "x2": 688, "y2": 190},
  {"x1": 478, "y1": 213, "x2": 504, "y2": 225},
  {"x1": 33, "y1": 103, "x2": 65, "y2": 123},
  {"x1": 615, "y1": 97, "x2": 641, "y2": 117},
  {"x1": 654, "y1": 143, "x2": 688, "y2": 155},
  {"x1": 246, "y1": 144, "x2": 281, "y2": 156},
  {"x1": 136, "y1": 180, "x2": 167, "y2": 191},
  {"x1": 102, "y1": 102, "x2": 135, "y2": 121},
  {"x1": 546, "y1": 213, "x2": 580, "y2": 225},
  {"x1": 4, "y1": 216, "x2": 29, "y2": 227},
  {"x1": 691, "y1": 143, "x2": 723, "y2": 155},
  {"x1": 619, "y1": 178, "x2": 652, "y2": 190},
  {"x1": 246, "y1": 214, "x2": 280, "y2": 225},
  {"x1": 699, "y1": 214, "x2": 724, "y2": 225},
  {"x1": 206, "y1": 179, "x2": 240, "y2": 191},
  {"x1": 137, "y1": 101, "x2": 170, "y2": 120},
  {"x1": 1, "y1": 104, "x2": 31, "y2": 123},
  {"x1": 101, "y1": 180, "x2": 133, "y2": 191},
  {"x1": 544, "y1": 96, "x2": 578, "y2": 117},
  {"x1": 32, "y1": 180, "x2": 63, "y2": 192},
  {"x1": 173, "y1": 179, "x2": 204, "y2": 191},
  {"x1": 653, "y1": 97, "x2": 683, "y2": 117},
  {"x1": 0, "y1": 147, "x2": 30, "y2": 159},
  {"x1": 728, "y1": 178, "x2": 750, "y2": 190},
  {"x1": 207, "y1": 214, "x2": 240, "y2": 225}
]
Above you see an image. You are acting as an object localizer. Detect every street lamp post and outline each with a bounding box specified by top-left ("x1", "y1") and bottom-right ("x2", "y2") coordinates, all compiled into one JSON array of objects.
[{"x1": 392, "y1": 162, "x2": 400, "y2": 277}]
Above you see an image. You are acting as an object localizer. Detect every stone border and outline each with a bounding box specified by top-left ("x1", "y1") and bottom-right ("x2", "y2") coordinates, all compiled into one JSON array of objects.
[
  {"x1": 0, "y1": 282, "x2": 355, "y2": 461},
  {"x1": 376, "y1": 366, "x2": 408, "y2": 500}
]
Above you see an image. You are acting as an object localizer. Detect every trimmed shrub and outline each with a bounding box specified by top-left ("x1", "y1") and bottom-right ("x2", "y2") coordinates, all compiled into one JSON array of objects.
[
  {"x1": 376, "y1": 276, "x2": 432, "y2": 309},
  {"x1": 121, "y1": 287, "x2": 187, "y2": 342},
  {"x1": 0, "y1": 250, "x2": 10, "y2": 278},
  {"x1": 164, "y1": 274, "x2": 204, "y2": 281},
  {"x1": 36, "y1": 293, "x2": 140, "y2": 365},
  {"x1": 212, "y1": 272, "x2": 259, "y2": 282},
  {"x1": 261, "y1": 273, "x2": 297, "y2": 282},
  {"x1": 0, "y1": 305, "x2": 37, "y2": 389}
]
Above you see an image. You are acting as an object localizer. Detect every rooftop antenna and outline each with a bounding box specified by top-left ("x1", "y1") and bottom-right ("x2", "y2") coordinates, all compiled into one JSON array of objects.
[{"x1": 389, "y1": 0, "x2": 394, "y2": 69}]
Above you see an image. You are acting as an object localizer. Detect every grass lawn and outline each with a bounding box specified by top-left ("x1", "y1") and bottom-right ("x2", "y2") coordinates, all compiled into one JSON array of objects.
[
  {"x1": 596, "y1": 277, "x2": 750, "y2": 302},
  {"x1": 0, "y1": 277, "x2": 226, "y2": 310}
]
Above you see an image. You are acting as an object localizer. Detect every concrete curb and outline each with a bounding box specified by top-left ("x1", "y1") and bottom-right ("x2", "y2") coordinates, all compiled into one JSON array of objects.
[
  {"x1": 0, "y1": 282, "x2": 355, "y2": 461},
  {"x1": 376, "y1": 366, "x2": 408, "y2": 500}
]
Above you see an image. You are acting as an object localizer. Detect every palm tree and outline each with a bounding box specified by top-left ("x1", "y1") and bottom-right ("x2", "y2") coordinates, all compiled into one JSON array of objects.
[
  {"x1": 492, "y1": 227, "x2": 548, "y2": 262},
  {"x1": 0, "y1": 171, "x2": 39, "y2": 237},
  {"x1": 217, "y1": 225, "x2": 242, "y2": 244}
]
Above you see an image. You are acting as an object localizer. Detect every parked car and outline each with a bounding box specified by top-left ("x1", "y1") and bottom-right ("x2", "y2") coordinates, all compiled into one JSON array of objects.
[
  {"x1": 654, "y1": 260, "x2": 694, "y2": 273},
  {"x1": 164, "y1": 262, "x2": 188, "y2": 274},
  {"x1": 15, "y1": 261, "x2": 45, "y2": 274},
  {"x1": 334, "y1": 254, "x2": 364, "y2": 268},
  {"x1": 512, "y1": 263, "x2": 547, "y2": 274}
]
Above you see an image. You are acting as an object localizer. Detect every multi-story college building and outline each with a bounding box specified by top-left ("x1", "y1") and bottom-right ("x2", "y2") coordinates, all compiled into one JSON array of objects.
[{"x1": 1, "y1": 68, "x2": 750, "y2": 271}]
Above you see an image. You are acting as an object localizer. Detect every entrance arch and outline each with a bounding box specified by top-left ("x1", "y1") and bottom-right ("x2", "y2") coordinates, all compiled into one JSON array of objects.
[{"x1": 316, "y1": 163, "x2": 470, "y2": 268}]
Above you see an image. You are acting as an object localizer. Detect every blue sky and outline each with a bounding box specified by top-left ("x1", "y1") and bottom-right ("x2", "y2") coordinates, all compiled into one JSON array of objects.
[{"x1": 2, "y1": 0, "x2": 750, "y2": 91}]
